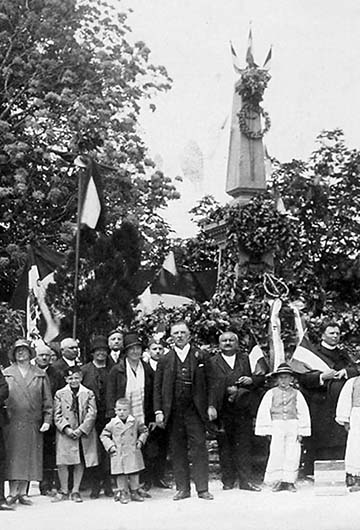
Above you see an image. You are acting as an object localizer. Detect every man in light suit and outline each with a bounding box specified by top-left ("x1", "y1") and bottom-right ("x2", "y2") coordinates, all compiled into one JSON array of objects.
[{"x1": 154, "y1": 321, "x2": 213, "y2": 500}]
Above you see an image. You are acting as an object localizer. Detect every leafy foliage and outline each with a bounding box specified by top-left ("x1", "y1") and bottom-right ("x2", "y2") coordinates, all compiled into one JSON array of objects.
[
  {"x1": 46, "y1": 222, "x2": 142, "y2": 347},
  {"x1": 139, "y1": 130, "x2": 360, "y2": 357},
  {"x1": 0, "y1": 0, "x2": 179, "y2": 301}
]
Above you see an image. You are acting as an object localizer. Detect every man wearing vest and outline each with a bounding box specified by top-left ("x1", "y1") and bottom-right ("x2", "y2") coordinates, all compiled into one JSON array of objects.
[
  {"x1": 154, "y1": 321, "x2": 213, "y2": 500},
  {"x1": 207, "y1": 331, "x2": 264, "y2": 491}
]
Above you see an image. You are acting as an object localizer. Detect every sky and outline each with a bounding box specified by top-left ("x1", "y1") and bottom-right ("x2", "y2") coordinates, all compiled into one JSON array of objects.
[{"x1": 121, "y1": 0, "x2": 360, "y2": 237}]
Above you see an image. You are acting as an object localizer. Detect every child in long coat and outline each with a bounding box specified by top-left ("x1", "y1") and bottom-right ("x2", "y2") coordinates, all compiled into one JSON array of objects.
[
  {"x1": 53, "y1": 366, "x2": 98, "y2": 503},
  {"x1": 100, "y1": 397, "x2": 148, "y2": 504}
]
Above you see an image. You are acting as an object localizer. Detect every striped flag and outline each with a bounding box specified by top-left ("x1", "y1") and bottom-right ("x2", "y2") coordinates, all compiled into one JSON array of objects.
[
  {"x1": 263, "y1": 46, "x2": 272, "y2": 70},
  {"x1": 246, "y1": 27, "x2": 258, "y2": 68},
  {"x1": 11, "y1": 244, "x2": 65, "y2": 342},
  {"x1": 77, "y1": 157, "x2": 105, "y2": 230},
  {"x1": 230, "y1": 41, "x2": 242, "y2": 75},
  {"x1": 248, "y1": 335, "x2": 269, "y2": 376},
  {"x1": 289, "y1": 336, "x2": 330, "y2": 374}
]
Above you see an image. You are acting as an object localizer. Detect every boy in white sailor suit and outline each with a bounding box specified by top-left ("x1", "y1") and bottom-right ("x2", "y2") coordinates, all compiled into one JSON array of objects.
[
  {"x1": 255, "y1": 363, "x2": 311, "y2": 492},
  {"x1": 336, "y1": 376, "x2": 360, "y2": 491}
]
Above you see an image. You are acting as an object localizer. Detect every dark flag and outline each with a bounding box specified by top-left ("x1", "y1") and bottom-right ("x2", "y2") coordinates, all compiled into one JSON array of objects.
[{"x1": 11, "y1": 244, "x2": 65, "y2": 342}]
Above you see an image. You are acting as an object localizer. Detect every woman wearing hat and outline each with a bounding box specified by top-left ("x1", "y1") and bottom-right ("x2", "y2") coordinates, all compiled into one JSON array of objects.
[
  {"x1": 255, "y1": 363, "x2": 311, "y2": 492},
  {"x1": 3, "y1": 338, "x2": 53, "y2": 505},
  {"x1": 106, "y1": 332, "x2": 154, "y2": 496}
]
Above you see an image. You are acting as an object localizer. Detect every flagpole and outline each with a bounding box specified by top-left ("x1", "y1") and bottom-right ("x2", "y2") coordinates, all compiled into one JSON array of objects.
[{"x1": 73, "y1": 167, "x2": 83, "y2": 339}]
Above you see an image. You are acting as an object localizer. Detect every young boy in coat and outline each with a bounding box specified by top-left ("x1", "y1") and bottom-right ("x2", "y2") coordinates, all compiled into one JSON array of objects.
[
  {"x1": 52, "y1": 366, "x2": 98, "y2": 503},
  {"x1": 100, "y1": 398, "x2": 148, "y2": 504},
  {"x1": 255, "y1": 363, "x2": 311, "y2": 492}
]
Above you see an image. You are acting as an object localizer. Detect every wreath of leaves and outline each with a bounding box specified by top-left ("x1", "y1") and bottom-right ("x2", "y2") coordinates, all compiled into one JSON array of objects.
[{"x1": 238, "y1": 103, "x2": 271, "y2": 139}]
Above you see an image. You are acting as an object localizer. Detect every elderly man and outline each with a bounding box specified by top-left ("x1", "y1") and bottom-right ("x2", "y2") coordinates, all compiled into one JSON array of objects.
[
  {"x1": 292, "y1": 321, "x2": 360, "y2": 474},
  {"x1": 50, "y1": 337, "x2": 81, "y2": 395},
  {"x1": 107, "y1": 329, "x2": 124, "y2": 366},
  {"x1": 81, "y1": 335, "x2": 113, "y2": 498},
  {"x1": 0, "y1": 369, "x2": 12, "y2": 510},
  {"x1": 154, "y1": 321, "x2": 213, "y2": 500},
  {"x1": 207, "y1": 331, "x2": 264, "y2": 491}
]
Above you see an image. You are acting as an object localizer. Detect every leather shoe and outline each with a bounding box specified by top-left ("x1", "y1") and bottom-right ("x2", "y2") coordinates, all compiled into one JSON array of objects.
[
  {"x1": 0, "y1": 502, "x2": 15, "y2": 511},
  {"x1": 154, "y1": 479, "x2": 172, "y2": 489},
  {"x1": 198, "y1": 491, "x2": 214, "y2": 500},
  {"x1": 18, "y1": 495, "x2": 33, "y2": 506},
  {"x1": 271, "y1": 481, "x2": 285, "y2": 492},
  {"x1": 138, "y1": 487, "x2": 151, "y2": 498},
  {"x1": 240, "y1": 482, "x2": 261, "y2": 492},
  {"x1": 173, "y1": 490, "x2": 191, "y2": 501},
  {"x1": 70, "y1": 492, "x2": 83, "y2": 503},
  {"x1": 6, "y1": 495, "x2": 18, "y2": 506},
  {"x1": 130, "y1": 490, "x2": 144, "y2": 502},
  {"x1": 222, "y1": 484, "x2": 234, "y2": 490},
  {"x1": 285, "y1": 483, "x2": 297, "y2": 493}
]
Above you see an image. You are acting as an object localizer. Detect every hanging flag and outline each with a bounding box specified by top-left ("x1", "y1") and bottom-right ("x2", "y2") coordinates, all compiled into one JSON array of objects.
[
  {"x1": 230, "y1": 41, "x2": 242, "y2": 75},
  {"x1": 248, "y1": 335, "x2": 269, "y2": 376},
  {"x1": 11, "y1": 244, "x2": 65, "y2": 342},
  {"x1": 263, "y1": 46, "x2": 272, "y2": 70},
  {"x1": 245, "y1": 27, "x2": 258, "y2": 68},
  {"x1": 77, "y1": 157, "x2": 105, "y2": 230},
  {"x1": 289, "y1": 336, "x2": 330, "y2": 374},
  {"x1": 264, "y1": 144, "x2": 273, "y2": 181}
]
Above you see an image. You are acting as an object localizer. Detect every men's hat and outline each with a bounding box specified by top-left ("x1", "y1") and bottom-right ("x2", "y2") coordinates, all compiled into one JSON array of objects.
[
  {"x1": 35, "y1": 344, "x2": 52, "y2": 356},
  {"x1": 107, "y1": 328, "x2": 123, "y2": 339},
  {"x1": 90, "y1": 335, "x2": 108, "y2": 353},
  {"x1": 65, "y1": 365, "x2": 82, "y2": 377},
  {"x1": 273, "y1": 363, "x2": 294, "y2": 376},
  {"x1": 123, "y1": 332, "x2": 142, "y2": 351}
]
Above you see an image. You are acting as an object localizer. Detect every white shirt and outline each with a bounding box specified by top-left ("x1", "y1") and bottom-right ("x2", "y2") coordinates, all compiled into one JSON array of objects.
[
  {"x1": 174, "y1": 343, "x2": 190, "y2": 363},
  {"x1": 110, "y1": 350, "x2": 120, "y2": 364},
  {"x1": 62, "y1": 357, "x2": 76, "y2": 367},
  {"x1": 221, "y1": 353, "x2": 236, "y2": 369},
  {"x1": 149, "y1": 358, "x2": 158, "y2": 371}
]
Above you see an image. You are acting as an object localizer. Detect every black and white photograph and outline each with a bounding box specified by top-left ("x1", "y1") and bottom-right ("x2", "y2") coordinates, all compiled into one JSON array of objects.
[{"x1": 1, "y1": 1, "x2": 360, "y2": 529}]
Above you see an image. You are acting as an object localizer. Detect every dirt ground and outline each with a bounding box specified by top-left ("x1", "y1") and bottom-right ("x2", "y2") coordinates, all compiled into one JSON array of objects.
[{"x1": 2, "y1": 479, "x2": 360, "y2": 530}]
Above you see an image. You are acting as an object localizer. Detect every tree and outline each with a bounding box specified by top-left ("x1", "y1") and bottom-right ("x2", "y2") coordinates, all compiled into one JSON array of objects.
[
  {"x1": 46, "y1": 221, "x2": 142, "y2": 349},
  {"x1": 0, "y1": 0, "x2": 179, "y2": 302},
  {"x1": 164, "y1": 130, "x2": 360, "y2": 355}
]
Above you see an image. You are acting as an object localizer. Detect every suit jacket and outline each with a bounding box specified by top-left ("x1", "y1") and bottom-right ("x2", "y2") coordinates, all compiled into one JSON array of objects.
[
  {"x1": 106, "y1": 359, "x2": 154, "y2": 423},
  {"x1": 0, "y1": 369, "x2": 9, "y2": 427},
  {"x1": 49, "y1": 357, "x2": 80, "y2": 395},
  {"x1": 153, "y1": 346, "x2": 209, "y2": 425},
  {"x1": 207, "y1": 352, "x2": 265, "y2": 416},
  {"x1": 81, "y1": 361, "x2": 111, "y2": 415}
]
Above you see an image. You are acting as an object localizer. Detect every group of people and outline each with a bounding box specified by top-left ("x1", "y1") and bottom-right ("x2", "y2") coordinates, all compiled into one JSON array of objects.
[{"x1": 0, "y1": 319, "x2": 359, "y2": 511}]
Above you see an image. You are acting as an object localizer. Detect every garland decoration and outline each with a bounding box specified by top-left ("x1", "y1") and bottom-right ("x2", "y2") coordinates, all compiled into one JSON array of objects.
[
  {"x1": 236, "y1": 67, "x2": 271, "y2": 140},
  {"x1": 238, "y1": 103, "x2": 271, "y2": 140}
]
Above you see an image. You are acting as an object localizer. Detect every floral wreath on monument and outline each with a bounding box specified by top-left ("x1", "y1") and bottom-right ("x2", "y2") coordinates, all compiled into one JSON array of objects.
[{"x1": 236, "y1": 67, "x2": 271, "y2": 140}]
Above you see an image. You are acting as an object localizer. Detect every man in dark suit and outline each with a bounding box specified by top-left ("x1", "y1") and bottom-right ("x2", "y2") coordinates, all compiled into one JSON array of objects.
[
  {"x1": 154, "y1": 321, "x2": 213, "y2": 500},
  {"x1": 49, "y1": 337, "x2": 80, "y2": 395},
  {"x1": 81, "y1": 335, "x2": 113, "y2": 498},
  {"x1": 207, "y1": 331, "x2": 264, "y2": 491},
  {"x1": 0, "y1": 369, "x2": 13, "y2": 510}
]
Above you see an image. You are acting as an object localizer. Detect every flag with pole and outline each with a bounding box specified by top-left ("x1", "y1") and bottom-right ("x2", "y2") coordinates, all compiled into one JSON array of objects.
[
  {"x1": 289, "y1": 336, "x2": 331, "y2": 374},
  {"x1": 77, "y1": 157, "x2": 105, "y2": 230},
  {"x1": 11, "y1": 244, "x2": 65, "y2": 342}
]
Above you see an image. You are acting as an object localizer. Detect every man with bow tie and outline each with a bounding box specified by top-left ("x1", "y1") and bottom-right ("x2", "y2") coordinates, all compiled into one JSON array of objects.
[{"x1": 154, "y1": 321, "x2": 213, "y2": 501}]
